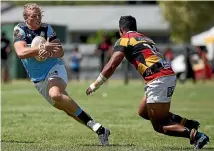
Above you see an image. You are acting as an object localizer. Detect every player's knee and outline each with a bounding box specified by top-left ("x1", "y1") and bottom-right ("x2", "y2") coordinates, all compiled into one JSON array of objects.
[
  {"x1": 138, "y1": 112, "x2": 142, "y2": 118},
  {"x1": 138, "y1": 109, "x2": 149, "y2": 120},
  {"x1": 138, "y1": 111, "x2": 146, "y2": 119},
  {"x1": 49, "y1": 91, "x2": 63, "y2": 102}
]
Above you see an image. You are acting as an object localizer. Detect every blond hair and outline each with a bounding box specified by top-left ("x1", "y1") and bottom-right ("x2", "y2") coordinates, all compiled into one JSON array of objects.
[{"x1": 23, "y1": 3, "x2": 43, "y2": 20}]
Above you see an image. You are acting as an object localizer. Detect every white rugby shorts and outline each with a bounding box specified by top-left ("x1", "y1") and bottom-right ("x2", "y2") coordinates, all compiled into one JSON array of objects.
[
  {"x1": 34, "y1": 64, "x2": 68, "y2": 105},
  {"x1": 145, "y1": 75, "x2": 177, "y2": 103}
]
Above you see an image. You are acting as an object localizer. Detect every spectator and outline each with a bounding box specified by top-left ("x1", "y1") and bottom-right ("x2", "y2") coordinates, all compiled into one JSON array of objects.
[
  {"x1": 1, "y1": 32, "x2": 11, "y2": 83},
  {"x1": 69, "y1": 46, "x2": 82, "y2": 81},
  {"x1": 164, "y1": 47, "x2": 174, "y2": 62},
  {"x1": 196, "y1": 46, "x2": 212, "y2": 81},
  {"x1": 95, "y1": 34, "x2": 113, "y2": 71},
  {"x1": 185, "y1": 47, "x2": 196, "y2": 84}
]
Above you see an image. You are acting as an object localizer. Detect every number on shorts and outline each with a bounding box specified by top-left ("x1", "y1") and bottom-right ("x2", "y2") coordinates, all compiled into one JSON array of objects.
[{"x1": 167, "y1": 86, "x2": 175, "y2": 97}]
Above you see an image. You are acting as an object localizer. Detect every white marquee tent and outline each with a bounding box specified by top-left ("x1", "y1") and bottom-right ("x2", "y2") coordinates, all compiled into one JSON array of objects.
[{"x1": 191, "y1": 27, "x2": 214, "y2": 60}]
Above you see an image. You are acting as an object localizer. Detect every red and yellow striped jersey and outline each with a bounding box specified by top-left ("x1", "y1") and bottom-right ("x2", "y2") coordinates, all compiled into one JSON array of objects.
[{"x1": 114, "y1": 31, "x2": 175, "y2": 83}]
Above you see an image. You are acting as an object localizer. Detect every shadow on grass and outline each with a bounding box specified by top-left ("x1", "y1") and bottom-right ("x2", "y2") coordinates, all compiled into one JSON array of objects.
[
  {"x1": 80, "y1": 143, "x2": 136, "y2": 147},
  {"x1": 203, "y1": 147, "x2": 214, "y2": 150},
  {"x1": 163, "y1": 146, "x2": 214, "y2": 150},
  {"x1": 1, "y1": 140, "x2": 35, "y2": 144}
]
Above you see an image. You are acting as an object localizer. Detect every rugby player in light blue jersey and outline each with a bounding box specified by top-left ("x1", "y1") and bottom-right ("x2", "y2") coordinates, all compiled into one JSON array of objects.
[{"x1": 13, "y1": 3, "x2": 110, "y2": 145}]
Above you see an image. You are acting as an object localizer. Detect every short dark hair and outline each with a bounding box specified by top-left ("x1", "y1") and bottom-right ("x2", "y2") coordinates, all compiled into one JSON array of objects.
[{"x1": 119, "y1": 15, "x2": 137, "y2": 31}]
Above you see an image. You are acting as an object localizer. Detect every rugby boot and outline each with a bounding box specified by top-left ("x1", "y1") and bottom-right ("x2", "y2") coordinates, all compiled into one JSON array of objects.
[
  {"x1": 97, "y1": 127, "x2": 110, "y2": 146},
  {"x1": 190, "y1": 129, "x2": 209, "y2": 149}
]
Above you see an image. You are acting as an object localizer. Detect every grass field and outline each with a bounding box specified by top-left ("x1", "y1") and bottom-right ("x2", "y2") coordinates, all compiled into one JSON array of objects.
[{"x1": 1, "y1": 80, "x2": 214, "y2": 151}]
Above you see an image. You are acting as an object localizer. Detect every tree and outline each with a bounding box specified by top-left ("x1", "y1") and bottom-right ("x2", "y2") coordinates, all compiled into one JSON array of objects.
[{"x1": 159, "y1": 1, "x2": 214, "y2": 44}]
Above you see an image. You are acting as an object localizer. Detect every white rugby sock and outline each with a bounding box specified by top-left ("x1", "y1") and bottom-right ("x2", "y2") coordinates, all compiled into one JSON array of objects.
[{"x1": 87, "y1": 120, "x2": 102, "y2": 132}]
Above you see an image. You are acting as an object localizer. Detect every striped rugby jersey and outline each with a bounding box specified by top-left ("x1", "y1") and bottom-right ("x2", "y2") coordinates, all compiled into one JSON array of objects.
[{"x1": 114, "y1": 31, "x2": 175, "y2": 83}]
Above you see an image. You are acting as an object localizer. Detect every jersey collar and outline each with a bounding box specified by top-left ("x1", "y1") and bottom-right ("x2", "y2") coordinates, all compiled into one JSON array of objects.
[{"x1": 127, "y1": 31, "x2": 137, "y2": 33}]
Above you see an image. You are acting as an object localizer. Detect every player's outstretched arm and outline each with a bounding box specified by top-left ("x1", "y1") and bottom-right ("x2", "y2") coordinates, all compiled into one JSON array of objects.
[
  {"x1": 101, "y1": 51, "x2": 124, "y2": 79},
  {"x1": 86, "y1": 51, "x2": 124, "y2": 95}
]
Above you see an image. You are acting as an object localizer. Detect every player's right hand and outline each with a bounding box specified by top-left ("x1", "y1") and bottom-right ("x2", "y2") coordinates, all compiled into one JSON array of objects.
[
  {"x1": 40, "y1": 37, "x2": 60, "y2": 52},
  {"x1": 38, "y1": 49, "x2": 50, "y2": 59}
]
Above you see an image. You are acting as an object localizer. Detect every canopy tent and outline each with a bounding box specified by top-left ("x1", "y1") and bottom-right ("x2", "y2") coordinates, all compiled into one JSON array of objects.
[
  {"x1": 191, "y1": 27, "x2": 214, "y2": 60},
  {"x1": 204, "y1": 27, "x2": 214, "y2": 44}
]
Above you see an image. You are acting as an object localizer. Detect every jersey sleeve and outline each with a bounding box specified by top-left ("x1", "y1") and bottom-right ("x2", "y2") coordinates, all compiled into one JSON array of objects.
[
  {"x1": 13, "y1": 25, "x2": 26, "y2": 43},
  {"x1": 113, "y1": 38, "x2": 128, "y2": 52},
  {"x1": 47, "y1": 25, "x2": 58, "y2": 42}
]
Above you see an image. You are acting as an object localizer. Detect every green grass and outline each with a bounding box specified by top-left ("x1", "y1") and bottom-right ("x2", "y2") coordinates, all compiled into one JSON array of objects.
[{"x1": 1, "y1": 80, "x2": 214, "y2": 151}]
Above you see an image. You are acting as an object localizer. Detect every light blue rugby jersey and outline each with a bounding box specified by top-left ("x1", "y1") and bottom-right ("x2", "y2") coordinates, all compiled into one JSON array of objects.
[{"x1": 13, "y1": 23, "x2": 63, "y2": 82}]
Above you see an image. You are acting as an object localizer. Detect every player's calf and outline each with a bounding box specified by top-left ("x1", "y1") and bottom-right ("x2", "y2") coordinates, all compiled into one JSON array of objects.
[
  {"x1": 169, "y1": 113, "x2": 200, "y2": 130},
  {"x1": 53, "y1": 95, "x2": 111, "y2": 145},
  {"x1": 48, "y1": 78, "x2": 111, "y2": 145},
  {"x1": 139, "y1": 110, "x2": 200, "y2": 130},
  {"x1": 152, "y1": 120, "x2": 209, "y2": 149}
]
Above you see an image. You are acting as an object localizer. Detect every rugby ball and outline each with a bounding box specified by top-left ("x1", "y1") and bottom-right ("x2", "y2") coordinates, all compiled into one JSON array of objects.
[{"x1": 31, "y1": 36, "x2": 47, "y2": 62}]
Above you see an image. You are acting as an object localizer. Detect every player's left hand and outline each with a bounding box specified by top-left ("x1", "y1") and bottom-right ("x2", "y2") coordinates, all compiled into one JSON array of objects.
[
  {"x1": 86, "y1": 83, "x2": 100, "y2": 95},
  {"x1": 43, "y1": 37, "x2": 60, "y2": 52},
  {"x1": 38, "y1": 38, "x2": 60, "y2": 58},
  {"x1": 86, "y1": 87, "x2": 93, "y2": 95}
]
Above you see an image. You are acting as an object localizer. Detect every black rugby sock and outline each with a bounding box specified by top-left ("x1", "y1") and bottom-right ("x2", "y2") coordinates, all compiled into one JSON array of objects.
[
  {"x1": 74, "y1": 108, "x2": 93, "y2": 125},
  {"x1": 163, "y1": 127, "x2": 191, "y2": 138}
]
